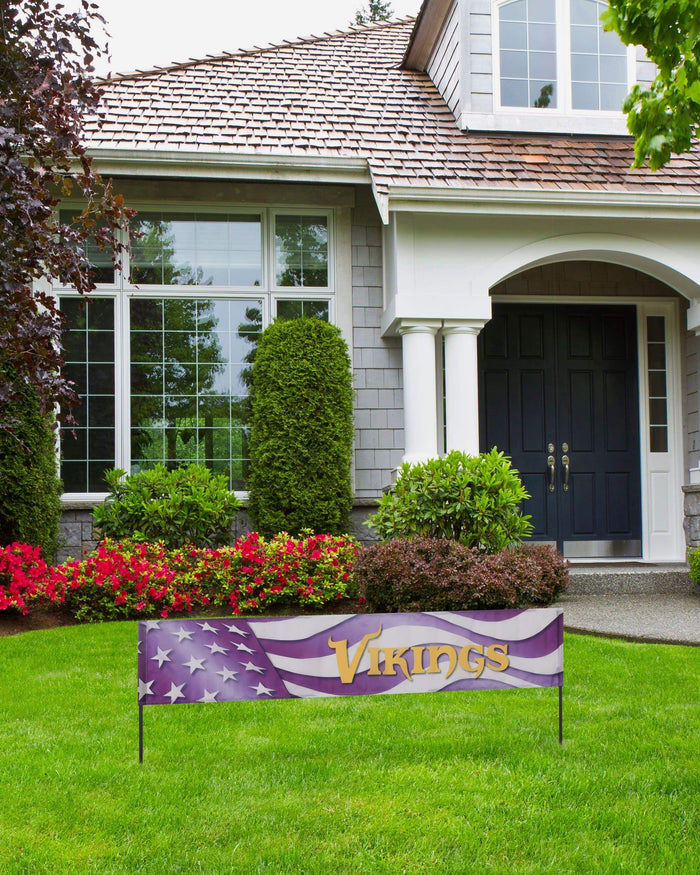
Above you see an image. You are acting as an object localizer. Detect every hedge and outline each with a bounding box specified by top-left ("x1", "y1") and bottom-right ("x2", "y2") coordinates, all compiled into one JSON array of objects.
[
  {"x1": 247, "y1": 318, "x2": 354, "y2": 537},
  {"x1": 356, "y1": 537, "x2": 569, "y2": 612}
]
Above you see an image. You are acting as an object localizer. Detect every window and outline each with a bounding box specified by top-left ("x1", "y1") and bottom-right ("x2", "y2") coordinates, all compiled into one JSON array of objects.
[
  {"x1": 60, "y1": 297, "x2": 116, "y2": 492},
  {"x1": 499, "y1": 0, "x2": 557, "y2": 109},
  {"x1": 496, "y1": 0, "x2": 630, "y2": 113},
  {"x1": 274, "y1": 214, "x2": 329, "y2": 287},
  {"x1": 57, "y1": 208, "x2": 334, "y2": 496},
  {"x1": 647, "y1": 316, "x2": 668, "y2": 454}
]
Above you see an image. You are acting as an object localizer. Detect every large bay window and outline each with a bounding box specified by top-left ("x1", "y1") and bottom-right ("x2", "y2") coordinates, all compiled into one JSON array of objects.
[
  {"x1": 58, "y1": 208, "x2": 334, "y2": 497},
  {"x1": 496, "y1": 0, "x2": 631, "y2": 113}
]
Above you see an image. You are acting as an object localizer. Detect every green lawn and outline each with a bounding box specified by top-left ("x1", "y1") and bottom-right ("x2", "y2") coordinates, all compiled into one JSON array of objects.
[{"x1": 0, "y1": 622, "x2": 698, "y2": 874}]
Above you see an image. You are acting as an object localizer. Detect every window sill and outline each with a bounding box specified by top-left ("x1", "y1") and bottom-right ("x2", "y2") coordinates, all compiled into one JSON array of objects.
[{"x1": 459, "y1": 111, "x2": 631, "y2": 137}]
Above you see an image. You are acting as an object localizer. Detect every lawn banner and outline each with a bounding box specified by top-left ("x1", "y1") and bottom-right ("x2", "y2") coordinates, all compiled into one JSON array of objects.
[
  {"x1": 138, "y1": 608, "x2": 563, "y2": 705},
  {"x1": 138, "y1": 608, "x2": 564, "y2": 758}
]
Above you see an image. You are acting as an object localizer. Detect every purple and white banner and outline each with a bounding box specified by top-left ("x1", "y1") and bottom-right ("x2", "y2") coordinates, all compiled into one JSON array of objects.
[{"x1": 137, "y1": 608, "x2": 563, "y2": 705}]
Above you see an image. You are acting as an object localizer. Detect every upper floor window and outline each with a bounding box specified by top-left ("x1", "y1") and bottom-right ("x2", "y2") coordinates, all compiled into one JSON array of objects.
[
  {"x1": 497, "y1": 0, "x2": 629, "y2": 113},
  {"x1": 500, "y1": 0, "x2": 557, "y2": 109},
  {"x1": 570, "y1": 0, "x2": 627, "y2": 111}
]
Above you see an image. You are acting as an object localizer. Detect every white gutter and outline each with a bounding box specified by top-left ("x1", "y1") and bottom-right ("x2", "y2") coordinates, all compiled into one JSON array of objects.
[
  {"x1": 387, "y1": 185, "x2": 700, "y2": 220},
  {"x1": 87, "y1": 147, "x2": 372, "y2": 185}
]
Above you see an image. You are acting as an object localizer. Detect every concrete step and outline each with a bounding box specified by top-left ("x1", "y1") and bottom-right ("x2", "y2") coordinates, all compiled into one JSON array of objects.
[{"x1": 567, "y1": 564, "x2": 695, "y2": 595}]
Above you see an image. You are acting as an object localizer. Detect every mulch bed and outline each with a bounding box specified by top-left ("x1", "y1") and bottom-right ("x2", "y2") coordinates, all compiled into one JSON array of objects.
[{"x1": 0, "y1": 598, "x2": 366, "y2": 638}]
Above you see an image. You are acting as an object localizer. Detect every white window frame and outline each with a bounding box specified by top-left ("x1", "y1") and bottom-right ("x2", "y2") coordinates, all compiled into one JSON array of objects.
[
  {"x1": 270, "y1": 208, "x2": 334, "y2": 294},
  {"x1": 54, "y1": 204, "x2": 336, "y2": 500},
  {"x1": 490, "y1": 0, "x2": 637, "y2": 134}
]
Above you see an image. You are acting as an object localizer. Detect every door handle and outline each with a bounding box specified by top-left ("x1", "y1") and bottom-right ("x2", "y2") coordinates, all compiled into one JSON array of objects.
[
  {"x1": 547, "y1": 455, "x2": 556, "y2": 492},
  {"x1": 562, "y1": 454, "x2": 570, "y2": 492}
]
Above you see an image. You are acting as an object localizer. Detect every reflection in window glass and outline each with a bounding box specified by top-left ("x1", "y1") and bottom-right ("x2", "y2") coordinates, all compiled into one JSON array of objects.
[
  {"x1": 276, "y1": 299, "x2": 330, "y2": 321},
  {"x1": 60, "y1": 297, "x2": 116, "y2": 491},
  {"x1": 500, "y1": 0, "x2": 557, "y2": 108},
  {"x1": 130, "y1": 213, "x2": 262, "y2": 286},
  {"x1": 130, "y1": 298, "x2": 262, "y2": 489},
  {"x1": 275, "y1": 215, "x2": 329, "y2": 287},
  {"x1": 59, "y1": 211, "x2": 115, "y2": 284},
  {"x1": 570, "y1": 0, "x2": 627, "y2": 110}
]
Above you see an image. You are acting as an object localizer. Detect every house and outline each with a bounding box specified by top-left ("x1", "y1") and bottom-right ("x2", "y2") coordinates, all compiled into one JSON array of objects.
[{"x1": 56, "y1": 0, "x2": 700, "y2": 564}]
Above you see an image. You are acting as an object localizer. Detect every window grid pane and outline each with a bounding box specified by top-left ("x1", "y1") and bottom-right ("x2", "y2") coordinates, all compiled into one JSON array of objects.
[
  {"x1": 500, "y1": 0, "x2": 557, "y2": 109},
  {"x1": 276, "y1": 299, "x2": 330, "y2": 321},
  {"x1": 59, "y1": 211, "x2": 115, "y2": 285},
  {"x1": 60, "y1": 298, "x2": 116, "y2": 492},
  {"x1": 129, "y1": 213, "x2": 262, "y2": 287},
  {"x1": 275, "y1": 215, "x2": 329, "y2": 287},
  {"x1": 130, "y1": 298, "x2": 262, "y2": 490},
  {"x1": 647, "y1": 316, "x2": 668, "y2": 454},
  {"x1": 570, "y1": 0, "x2": 627, "y2": 111}
]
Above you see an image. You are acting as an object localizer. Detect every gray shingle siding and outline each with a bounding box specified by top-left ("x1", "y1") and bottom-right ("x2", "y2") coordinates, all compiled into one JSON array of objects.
[{"x1": 351, "y1": 189, "x2": 404, "y2": 499}]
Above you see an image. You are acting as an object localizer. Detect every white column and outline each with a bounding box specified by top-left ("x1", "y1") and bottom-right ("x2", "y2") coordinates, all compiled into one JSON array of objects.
[
  {"x1": 443, "y1": 320, "x2": 488, "y2": 455},
  {"x1": 398, "y1": 321, "x2": 440, "y2": 464}
]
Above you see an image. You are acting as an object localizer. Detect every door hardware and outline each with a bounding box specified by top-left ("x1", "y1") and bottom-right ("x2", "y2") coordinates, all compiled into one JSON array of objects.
[
  {"x1": 547, "y1": 455, "x2": 556, "y2": 492},
  {"x1": 562, "y1": 442, "x2": 569, "y2": 453},
  {"x1": 562, "y1": 454, "x2": 570, "y2": 492}
]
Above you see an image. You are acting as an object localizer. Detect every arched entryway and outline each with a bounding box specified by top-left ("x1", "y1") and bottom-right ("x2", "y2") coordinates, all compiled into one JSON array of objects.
[{"x1": 478, "y1": 261, "x2": 683, "y2": 560}]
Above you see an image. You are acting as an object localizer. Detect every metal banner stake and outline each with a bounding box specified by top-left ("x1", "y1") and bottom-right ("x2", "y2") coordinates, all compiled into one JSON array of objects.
[{"x1": 559, "y1": 685, "x2": 563, "y2": 745}]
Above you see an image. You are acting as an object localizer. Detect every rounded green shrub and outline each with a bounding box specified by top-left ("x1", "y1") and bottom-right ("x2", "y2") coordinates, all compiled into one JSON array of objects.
[
  {"x1": 92, "y1": 464, "x2": 240, "y2": 548},
  {"x1": 0, "y1": 367, "x2": 62, "y2": 559},
  {"x1": 247, "y1": 318, "x2": 354, "y2": 537},
  {"x1": 688, "y1": 547, "x2": 700, "y2": 586},
  {"x1": 367, "y1": 449, "x2": 533, "y2": 553},
  {"x1": 356, "y1": 537, "x2": 569, "y2": 612}
]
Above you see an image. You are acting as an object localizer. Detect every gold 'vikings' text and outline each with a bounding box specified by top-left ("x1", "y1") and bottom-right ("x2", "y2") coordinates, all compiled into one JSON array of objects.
[{"x1": 327, "y1": 626, "x2": 510, "y2": 684}]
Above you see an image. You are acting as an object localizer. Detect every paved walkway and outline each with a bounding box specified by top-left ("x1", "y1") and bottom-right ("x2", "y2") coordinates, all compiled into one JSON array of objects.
[{"x1": 559, "y1": 590, "x2": 700, "y2": 645}]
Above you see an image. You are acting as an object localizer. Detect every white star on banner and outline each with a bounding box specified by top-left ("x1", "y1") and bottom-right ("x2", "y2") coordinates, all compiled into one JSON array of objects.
[
  {"x1": 183, "y1": 655, "x2": 207, "y2": 674},
  {"x1": 251, "y1": 682, "x2": 274, "y2": 697},
  {"x1": 215, "y1": 666, "x2": 239, "y2": 682},
  {"x1": 244, "y1": 661, "x2": 265, "y2": 674},
  {"x1": 151, "y1": 647, "x2": 172, "y2": 668},
  {"x1": 198, "y1": 689, "x2": 219, "y2": 703},
  {"x1": 205, "y1": 642, "x2": 229, "y2": 655},
  {"x1": 144, "y1": 621, "x2": 161, "y2": 632},
  {"x1": 172, "y1": 626, "x2": 194, "y2": 642},
  {"x1": 165, "y1": 682, "x2": 186, "y2": 704},
  {"x1": 198, "y1": 622, "x2": 219, "y2": 634},
  {"x1": 138, "y1": 679, "x2": 154, "y2": 699},
  {"x1": 235, "y1": 643, "x2": 255, "y2": 655},
  {"x1": 224, "y1": 623, "x2": 249, "y2": 637}
]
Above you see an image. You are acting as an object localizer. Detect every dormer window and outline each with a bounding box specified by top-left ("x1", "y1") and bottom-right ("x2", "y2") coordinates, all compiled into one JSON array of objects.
[
  {"x1": 570, "y1": 0, "x2": 627, "y2": 111},
  {"x1": 499, "y1": 0, "x2": 557, "y2": 109},
  {"x1": 496, "y1": 0, "x2": 630, "y2": 114}
]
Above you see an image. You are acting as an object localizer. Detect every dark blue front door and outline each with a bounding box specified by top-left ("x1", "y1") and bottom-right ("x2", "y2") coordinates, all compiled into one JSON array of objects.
[{"x1": 478, "y1": 304, "x2": 642, "y2": 558}]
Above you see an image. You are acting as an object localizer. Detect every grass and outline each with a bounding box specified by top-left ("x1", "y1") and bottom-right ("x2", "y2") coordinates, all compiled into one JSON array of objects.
[{"x1": 0, "y1": 622, "x2": 698, "y2": 874}]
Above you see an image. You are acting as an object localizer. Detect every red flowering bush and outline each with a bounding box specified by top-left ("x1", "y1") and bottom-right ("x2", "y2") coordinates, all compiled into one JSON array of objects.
[
  {"x1": 47, "y1": 540, "x2": 213, "y2": 622},
  {"x1": 210, "y1": 531, "x2": 359, "y2": 615},
  {"x1": 0, "y1": 542, "x2": 51, "y2": 614},
  {"x1": 0, "y1": 533, "x2": 359, "y2": 622},
  {"x1": 356, "y1": 538, "x2": 568, "y2": 613}
]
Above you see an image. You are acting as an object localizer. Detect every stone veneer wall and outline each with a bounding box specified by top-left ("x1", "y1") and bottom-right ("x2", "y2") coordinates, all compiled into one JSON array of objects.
[{"x1": 682, "y1": 486, "x2": 700, "y2": 550}]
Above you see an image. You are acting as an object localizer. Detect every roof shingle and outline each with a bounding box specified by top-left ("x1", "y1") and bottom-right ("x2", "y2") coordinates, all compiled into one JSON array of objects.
[{"x1": 87, "y1": 18, "x2": 700, "y2": 200}]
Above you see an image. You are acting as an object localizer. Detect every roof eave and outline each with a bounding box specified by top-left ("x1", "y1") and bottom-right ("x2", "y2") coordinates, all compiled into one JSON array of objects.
[
  {"x1": 387, "y1": 184, "x2": 700, "y2": 219},
  {"x1": 87, "y1": 147, "x2": 372, "y2": 186},
  {"x1": 402, "y1": 0, "x2": 455, "y2": 71}
]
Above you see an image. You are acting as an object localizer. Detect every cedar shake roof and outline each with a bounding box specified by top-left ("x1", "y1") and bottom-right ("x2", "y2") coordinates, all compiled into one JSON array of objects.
[{"x1": 87, "y1": 17, "x2": 700, "y2": 210}]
